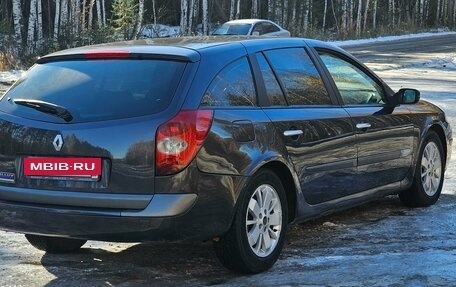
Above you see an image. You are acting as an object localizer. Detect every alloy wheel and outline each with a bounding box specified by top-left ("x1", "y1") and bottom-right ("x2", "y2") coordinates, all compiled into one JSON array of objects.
[
  {"x1": 421, "y1": 141, "x2": 442, "y2": 196},
  {"x1": 245, "y1": 184, "x2": 282, "y2": 257}
]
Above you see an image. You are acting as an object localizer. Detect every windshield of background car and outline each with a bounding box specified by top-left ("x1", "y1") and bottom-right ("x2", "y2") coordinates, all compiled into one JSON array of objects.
[
  {"x1": 213, "y1": 24, "x2": 252, "y2": 35},
  {"x1": 0, "y1": 59, "x2": 186, "y2": 123}
]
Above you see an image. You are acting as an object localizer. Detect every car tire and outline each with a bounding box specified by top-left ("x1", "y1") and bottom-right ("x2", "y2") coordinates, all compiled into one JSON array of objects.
[
  {"x1": 213, "y1": 169, "x2": 288, "y2": 273},
  {"x1": 400, "y1": 131, "x2": 445, "y2": 207},
  {"x1": 25, "y1": 234, "x2": 87, "y2": 253}
]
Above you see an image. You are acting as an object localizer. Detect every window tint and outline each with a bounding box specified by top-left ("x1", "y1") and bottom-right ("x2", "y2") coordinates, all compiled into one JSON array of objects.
[
  {"x1": 252, "y1": 23, "x2": 264, "y2": 35},
  {"x1": 263, "y1": 22, "x2": 280, "y2": 33},
  {"x1": 201, "y1": 57, "x2": 256, "y2": 107},
  {"x1": 213, "y1": 24, "x2": 251, "y2": 35},
  {"x1": 0, "y1": 60, "x2": 185, "y2": 123},
  {"x1": 319, "y1": 52, "x2": 385, "y2": 105},
  {"x1": 264, "y1": 48, "x2": 331, "y2": 105},
  {"x1": 256, "y1": 53, "x2": 286, "y2": 105}
]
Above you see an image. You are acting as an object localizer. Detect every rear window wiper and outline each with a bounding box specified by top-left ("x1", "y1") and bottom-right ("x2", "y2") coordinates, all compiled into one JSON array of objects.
[{"x1": 13, "y1": 99, "x2": 73, "y2": 122}]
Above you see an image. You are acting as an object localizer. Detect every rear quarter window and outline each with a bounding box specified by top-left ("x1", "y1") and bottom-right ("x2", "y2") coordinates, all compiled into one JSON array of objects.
[
  {"x1": 0, "y1": 59, "x2": 186, "y2": 123},
  {"x1": 200, "y1": 57, "x2": 256, "y2": 107}
]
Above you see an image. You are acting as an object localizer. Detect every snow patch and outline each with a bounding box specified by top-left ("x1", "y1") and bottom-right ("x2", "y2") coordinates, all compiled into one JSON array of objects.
[
  {"x1": 421, "y1": 54, "x2": 456, "y2": 70},
  {"x1": 0, "y1": 70, "x2": 24, "y2": 84},
  {"x1": 323, "y1": 222, "x2": 344, "y2": 228}
]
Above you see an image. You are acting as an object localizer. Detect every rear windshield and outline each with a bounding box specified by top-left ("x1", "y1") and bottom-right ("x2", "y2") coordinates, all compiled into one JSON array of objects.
[
  {"x1": 213, "y1": 24, "x2": 251, "y2": 35},
  {"x1": 0, "y1": 59, "x2": 186, "y2": 123}
]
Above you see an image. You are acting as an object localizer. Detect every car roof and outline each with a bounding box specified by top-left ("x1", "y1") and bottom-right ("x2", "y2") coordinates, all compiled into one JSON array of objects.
[
  {"x1": 38, "y1": 37, "x2": 343, "y2": 64},
  {"x1": 223, "y1": 19, "x2": 272, "y2": 25}
]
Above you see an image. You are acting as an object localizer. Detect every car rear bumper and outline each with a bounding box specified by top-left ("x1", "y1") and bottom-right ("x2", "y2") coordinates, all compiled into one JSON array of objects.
[
  {"x1": 0, "y1": 167, "x2": 246, "y2": 241},
  {"x1": 0, "y1": 191, "x2": 233, "y2": 242}
]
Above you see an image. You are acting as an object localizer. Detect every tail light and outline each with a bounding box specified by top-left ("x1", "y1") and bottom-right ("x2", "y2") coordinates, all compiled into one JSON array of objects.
[{"x1": 155, "y1": 110, "x2": 214, "y2": 176}]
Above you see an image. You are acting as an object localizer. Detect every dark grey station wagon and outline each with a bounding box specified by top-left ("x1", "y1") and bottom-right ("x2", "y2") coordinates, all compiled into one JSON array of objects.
[{"x1": 0, "y1": 37, "x2": 452, "y2": 273}]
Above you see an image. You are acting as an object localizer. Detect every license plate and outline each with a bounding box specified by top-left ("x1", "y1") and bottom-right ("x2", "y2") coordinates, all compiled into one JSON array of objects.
[{"x1": 23, "y1": 157, "x2": 102, "y2": 178}]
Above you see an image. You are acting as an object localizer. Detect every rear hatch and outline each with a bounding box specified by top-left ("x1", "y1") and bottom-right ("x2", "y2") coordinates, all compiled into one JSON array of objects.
[{"x1": 0, "y1": 50, "x2": 189, "y2": 195}]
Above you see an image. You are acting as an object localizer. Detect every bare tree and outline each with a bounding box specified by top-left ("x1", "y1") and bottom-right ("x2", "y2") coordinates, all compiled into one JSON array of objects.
[
  {"x1": 27, "y1": 0, "x2": 38, "y2": 52},
  {"x1": 268, "y1": 0, "x2": 273, "y2": 19},
  {"x1": 330, "y1": 0, "x2": 340, "y2": 34},
  {"x1": 303, "y1": 0, "x2": 310, "y2": 34},
  {"x1": 252, "y1": 0, "x2": 258, "y2": 18},
  {"x1": 12, "y1": 0, "x2": 22, "y2": 47},
  {"x1": 342, "y1": 0, "x2": 348, "y2": 36},
  {"x1": 96, "y1": 0, "x2": 102, "y2": 26},
  {"x1": 53, "y1": 0, "x2": 61, "y2": 41},
  {"x1": 180, "y1": 0, "x2": 189, "y2": 35},
  {"x1": 152, "y1": 0, "x2": 157, "y2": 26},
  {"x1": 349, "y1": 0, "x2": 354, "y2": 31},
  {"x1": 230, "y1": 0, "x2": 236, "y2": 20},
  {"x1": 283, "y1": 0, "x2": 289, "y2": 27},
  {"x1": 37, "y1": 0, "x2": 43, "y2": 43},
  {"x1": 355, "y1": 0, "x2": 362, "y2": 36},
  {"x1": 363, "y1": 0, "x2": 370, "y2": 32},
  {"x1": 236, "y1": 0, "x2": 241, "y2": 19},
  {"x1": 372, "y1": 0, "x2": 377, "y2": 30},
  {"x1": 419, "y1": 0, "x2": 425, "y2": 26},
  {"x1": 453, "y1": 0, "x2": 456, "y2": 25},
  {"x1": 202, "y1": 0, "x2": 208, "y2": 35},
  {"x1": 88, "y1": 0, "x2": 95, "y2": 30},
  {"x1": 388, "y1": 0, "x2": 395, "y2": 28},
  {"x1": 135, "y1": 0, "x2": 145, "y2": 38},
  {"x1": 187, "y1": 0, "x2": 195, "y2": 35},
  {"x1": 60, "y1": 0, "x2": 68, "y2": 29},
  {"x1": 102, "y1": 0, "x2": 106, "y2": 25},
  {"x1": 322, "y1": 0, "x2": 328, "y2": 32},
  {"x1": 71, "y1": 0, "x2": 81, "y2": 33}
]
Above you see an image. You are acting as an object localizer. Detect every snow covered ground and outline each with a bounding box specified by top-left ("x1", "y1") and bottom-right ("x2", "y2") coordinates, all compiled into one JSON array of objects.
[{"x1": 0, "y1": 70, "x2": 23, "y2": 85}]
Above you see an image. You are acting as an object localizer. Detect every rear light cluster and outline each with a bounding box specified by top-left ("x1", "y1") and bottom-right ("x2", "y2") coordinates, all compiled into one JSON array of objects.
[{"x1": 155, "y1": 110, "x2": 214, "y2": 176}]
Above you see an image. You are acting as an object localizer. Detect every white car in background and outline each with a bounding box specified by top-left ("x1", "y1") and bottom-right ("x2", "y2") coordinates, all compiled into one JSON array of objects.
[{"x1": 212, "y1": 19, "x2": 290, "y2": 37}]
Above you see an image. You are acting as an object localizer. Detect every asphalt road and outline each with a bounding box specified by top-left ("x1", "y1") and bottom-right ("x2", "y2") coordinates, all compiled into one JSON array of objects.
[
  {"x1": 0, "y1": 34, "x2": 455, "y2": 287},
  {"x1": 344, "y1": 33, "x2": 456, "y2": 67}
]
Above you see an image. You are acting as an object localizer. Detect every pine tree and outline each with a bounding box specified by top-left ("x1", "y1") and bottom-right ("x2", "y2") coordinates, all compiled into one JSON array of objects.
[{"x1": 112, "y1": 0, "x2": 138, "y2": 40}]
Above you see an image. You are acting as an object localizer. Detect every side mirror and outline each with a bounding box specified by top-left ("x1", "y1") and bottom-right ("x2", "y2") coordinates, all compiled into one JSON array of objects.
[
  {"x1": 252, "y1": 31, "x2": 260, "y2": 36},
  {"x1": 393, "y1": 88, "x2": 420, "y2": 105}
]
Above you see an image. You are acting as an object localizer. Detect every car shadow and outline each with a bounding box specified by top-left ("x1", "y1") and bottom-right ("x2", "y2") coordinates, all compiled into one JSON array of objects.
[
  {"x1": 39, "y1": 194, "x2": 456, "y2": 286},
  {"x1": 40, "y1": 239, "x2": 239, "y2": 286}
]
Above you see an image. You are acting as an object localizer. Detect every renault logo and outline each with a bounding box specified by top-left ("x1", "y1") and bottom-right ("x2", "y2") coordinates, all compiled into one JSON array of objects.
[{"x1": 53, "y1": 134, "x2": 64, "y2": 151}]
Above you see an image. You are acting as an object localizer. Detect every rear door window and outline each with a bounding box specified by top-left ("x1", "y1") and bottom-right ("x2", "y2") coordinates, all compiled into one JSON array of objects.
[
  {"x1": 256, "y1": 53, "x2": 287, "y2": 106},
  {"x1": 0, "y1": 59, "x2": 186, "y2": 122},
  {"x1": 264, "y1": 48, "x2": 331, "y2": 106}
]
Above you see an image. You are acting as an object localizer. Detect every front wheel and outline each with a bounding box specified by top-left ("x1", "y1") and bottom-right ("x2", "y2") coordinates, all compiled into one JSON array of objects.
[
  {"x1": 213, "y1": 169, "x2": 288, "y2": 273},
  {"x1": 25, "y1": 234, "x2": 87, "y2": 253},
  {"x1": 400, "y1": 131, "x2": 445, "y2": 207}
]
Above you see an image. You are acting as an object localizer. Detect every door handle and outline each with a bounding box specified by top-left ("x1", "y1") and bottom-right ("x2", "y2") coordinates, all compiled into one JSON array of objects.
[
  {"x1": 356, "y1": 123, "x2": 371, "y2": 129},
  {"x1": 283, "y1": 130, "x2": 303, "y2": 137}
]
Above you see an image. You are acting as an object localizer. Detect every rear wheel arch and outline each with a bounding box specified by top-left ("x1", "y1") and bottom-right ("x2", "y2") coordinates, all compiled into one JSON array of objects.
[{"x1": 260, "y1": 162, "x2": 297, "y2": 223}]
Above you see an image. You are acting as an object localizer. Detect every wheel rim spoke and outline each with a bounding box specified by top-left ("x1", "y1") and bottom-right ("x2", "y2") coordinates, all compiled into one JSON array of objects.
[
  {"x1": 248, "y1": 199, "x2": 260, "y2": 219},
  {"x1": 262, "y1": 230, "x2": 272, "y2": 250},
  {"x1": 248, "y1": 225, "x2": 261, "y2": 246},
  {"x1": 269, "y1": 211, "x2": 281, "y2": 226}
]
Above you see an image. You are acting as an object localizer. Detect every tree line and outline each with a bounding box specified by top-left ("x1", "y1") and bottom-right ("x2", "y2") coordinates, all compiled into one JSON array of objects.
[{"x1": 0, "y1": 0, "x2": 455, "y2": 68}]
